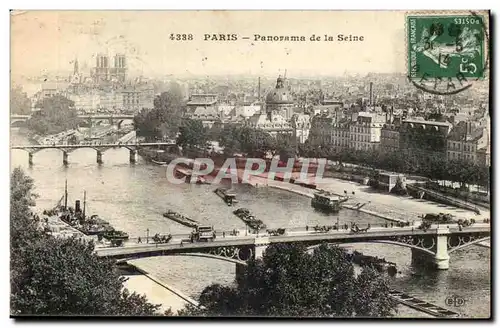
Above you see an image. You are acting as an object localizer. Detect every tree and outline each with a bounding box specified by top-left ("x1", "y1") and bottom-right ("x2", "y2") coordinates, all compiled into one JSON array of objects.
[
  {"x1": 10, "y1": 85, "x2": 32, "y2": 115},
  {"x1": 10, "y1": 168, "x2": 161, "y2": 316},
  {"x1": 26, "y1": 95, "x2": 81, "y2": 136},
  {"x1": 134, "y1": 88, "x2": 185, "y2": 141},
  {"x1": 181, "y1": 243, "x2": 397, "y2": 317},
  {"x1": 176, "y1": 119, "x2": 208, "y2": 151}
]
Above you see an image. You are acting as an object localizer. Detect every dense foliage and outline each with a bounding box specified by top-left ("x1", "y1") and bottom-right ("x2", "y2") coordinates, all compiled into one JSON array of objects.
[
  {"x1": 179, "y1": 243, "x2": 396, "y2": 317},
  {"x1": 26, "y1": 95, "x2": 82, "y2": 136},
  {"x1": 10, "y1": 168, "x2": 161, "y2": 316},
  {"x1": 10, "y1": 85, "x2": 32, "y2": 115},
  {"x1": 134, "y1": 83, "x2": 185, "y2": 141},
  {"x1": 298, "y1": 141, "x2": 489, "y2": 189},
  {"x1": 176, "y1": 119, "x2": 208, "y2": 151}
]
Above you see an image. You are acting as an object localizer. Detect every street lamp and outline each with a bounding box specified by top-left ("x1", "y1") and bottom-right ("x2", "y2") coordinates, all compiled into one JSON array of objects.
[{"x1": 146, "y1": 228, "x2": 149, "y2": 244}]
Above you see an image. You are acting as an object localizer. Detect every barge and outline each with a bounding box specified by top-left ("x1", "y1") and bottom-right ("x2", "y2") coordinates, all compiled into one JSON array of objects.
[
  {"x1": 214, "y1": 187, "x2": 238, "y2": 206},
  {"x1": 311, "y1": 190, "x2": 349, "y2": 213},
  {"x1": 163, "y1": 210, "x2": 199, "y2": 228},
  {"x1": 233, "y1": 208, "x2": 266, "y2": 232}
]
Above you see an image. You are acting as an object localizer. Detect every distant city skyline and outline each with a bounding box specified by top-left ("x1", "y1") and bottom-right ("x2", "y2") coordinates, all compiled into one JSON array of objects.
[{"x1": 11, "y1": 11, "x2": 412, "y2": 80}]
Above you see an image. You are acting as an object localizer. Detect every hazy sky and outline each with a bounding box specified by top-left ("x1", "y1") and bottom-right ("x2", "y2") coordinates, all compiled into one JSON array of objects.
[{"x1": 10, "y1": 11, "x2": 446, "y2": 78}]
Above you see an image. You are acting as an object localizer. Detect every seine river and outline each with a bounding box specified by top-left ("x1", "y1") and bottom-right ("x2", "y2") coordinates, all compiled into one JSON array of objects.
[{"x1": 10, "y1": 130, "x2": 490, "y2": 318}]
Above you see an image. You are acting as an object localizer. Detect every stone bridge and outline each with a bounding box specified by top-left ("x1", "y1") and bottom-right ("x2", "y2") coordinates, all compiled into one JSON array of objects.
[{"x1": 11, "y1": 142, "x2": 175, "y2": 165}]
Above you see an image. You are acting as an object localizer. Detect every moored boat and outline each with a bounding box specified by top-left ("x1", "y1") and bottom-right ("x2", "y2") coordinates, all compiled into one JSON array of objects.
[
  {"x1": 163, "y1": 210, "x2": 199, "y2": 228},
  {"x1": 311, "y1": 190, "x2": 349, "y2": 213},
  {"x1": 233, "y1": 208, "x2": 266, "y2": 231},
  {"x1": 214, "y1": 187, "x2": 238, "y2": 206},
  {"x1": 57, "y1": 184, "x2": 114, "y2": 236}
]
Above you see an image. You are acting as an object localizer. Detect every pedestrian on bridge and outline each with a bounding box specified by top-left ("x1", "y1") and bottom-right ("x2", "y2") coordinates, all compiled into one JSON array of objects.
[
  {"x1": 223, "y1": 231, "x2": 226, "y2": 238},
  {"x1": 138, "y1": 237, "x2": 142, "y2": 243}
]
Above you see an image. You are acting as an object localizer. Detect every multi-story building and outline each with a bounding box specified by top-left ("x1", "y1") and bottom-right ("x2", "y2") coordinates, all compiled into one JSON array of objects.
[
  {"x1": 349, "y1": 112, "x2": 385, "y2": 151},
  {"x1": 380, "y1": 122, "x2": 401, "y2": 153},
  {"x1": 446, "y1": 121, "x2": 489, "y2": 164},
  {"x1": 247, "y1": 112, "x2": 293, "y2": 137},
  {"x1": 68, "y1": 93, "x2": 100, "y2": 113},
  {"x1": 187, "y1": 94, "x2": 218, "y2": 112},
  {"x1": 399, "y1": 119, "x2": 452, "y2": 158},
  {"x1": 331, "y1": 119, "x2": 351, "y2": 152},
  {"x1": 309, "y1": 114, "x2": 335, "y2": 146},
  {"x1": 187, "y1": 106, "x2": 221, "y2": 128},
  {"x1": 121, "y1": 84, "x2": 155, "y2": 113}
]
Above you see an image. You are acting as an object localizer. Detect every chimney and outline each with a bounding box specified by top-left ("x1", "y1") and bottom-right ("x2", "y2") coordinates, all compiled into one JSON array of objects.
[
  {"x1": 75, "y1": 200, "x2": 81, "y2": 213},
  {"x1": 466, "y1": 121, "x2": 473, "y2": 135},
  {"x1": 258, "y1": 77, "x2": 261, "y2": 101},
  {"x1": 369, "y1": 82, "x2": 373, "y2": 108}
]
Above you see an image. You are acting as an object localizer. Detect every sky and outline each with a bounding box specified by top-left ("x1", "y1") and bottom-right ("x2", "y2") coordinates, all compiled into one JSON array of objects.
[{"x1": 9, "y1": 10, "x2": 482, "y2": 79}]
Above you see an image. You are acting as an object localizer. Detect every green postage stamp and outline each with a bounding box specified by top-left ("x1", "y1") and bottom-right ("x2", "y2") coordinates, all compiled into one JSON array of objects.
[{"x1": 407, "y1": 13, "x2": 488, "y2": 94}]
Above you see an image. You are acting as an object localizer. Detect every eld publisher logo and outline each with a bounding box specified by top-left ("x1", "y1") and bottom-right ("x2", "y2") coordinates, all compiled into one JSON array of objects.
[{"x1": 445, "y1": 295, "x2": 467, "y2": 307}]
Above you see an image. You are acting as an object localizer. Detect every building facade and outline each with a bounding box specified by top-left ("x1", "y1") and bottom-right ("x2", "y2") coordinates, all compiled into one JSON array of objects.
[
  {"x1": 447, "y1": 121, "x2": 489, "y2": 164},
  {"x1": 399, "y1": 119, "x2": 452, "y2": 158},
  {"x1": 349, "y1": 112, "x2": 384, "y2": 151},
  {"x1": 380, "y1": 123, "x2": 401, "y2": 153}
]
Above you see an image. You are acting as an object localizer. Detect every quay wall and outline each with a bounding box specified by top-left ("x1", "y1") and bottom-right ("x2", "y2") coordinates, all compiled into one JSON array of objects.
[{"x1": 131, "y1": 265, "x2": 200, "y2": 308}]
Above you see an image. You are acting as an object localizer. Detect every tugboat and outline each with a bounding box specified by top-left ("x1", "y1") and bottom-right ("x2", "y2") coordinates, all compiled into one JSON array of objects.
[
  {"x1": 233, "y1": 208, "x2": 266, "y2": 231},
  {"x1": 163, "y1": 210, "x2": 199, "y2": 228},
  {"x1": 214, "y1": 187, "x2": 238, "y2": 206},
  {"x1": 57, "y1": 184, "x2": 113, "y2": 236},
  {"x1": 311, "y1": 190, "x2": 349, "y2": 213}
]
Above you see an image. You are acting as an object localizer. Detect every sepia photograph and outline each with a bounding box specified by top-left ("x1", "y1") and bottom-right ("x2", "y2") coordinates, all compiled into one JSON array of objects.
[{"x1": 8, "y1": 9, "x2": 491, "y2": 319}]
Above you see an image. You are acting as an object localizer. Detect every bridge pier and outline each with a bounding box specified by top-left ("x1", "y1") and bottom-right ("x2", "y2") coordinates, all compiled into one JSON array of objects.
[
  {"x1": 129, "y1": 149, "x2": 138, "y2": 163},
  {"x1": 62, "y1": 151, "x2": 69, "y2": 165},
  {"x1": 96, "y1": 151, "x2": 103, "y2": 164},
  {"x1": 28, "y1": 152, "x2": 33, "y2": 166},
  {"x1": 411, "y1": 227, "x2": 450, "y2": 270},
  {"x1": 434, "y1": 227, "x2": 450, "y2": 270},
  {"x1": 254, "y1": 236, "x2": 269, "y2": 260}
]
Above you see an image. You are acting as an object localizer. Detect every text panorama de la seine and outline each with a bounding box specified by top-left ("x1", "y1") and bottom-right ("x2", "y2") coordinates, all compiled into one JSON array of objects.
[{"x1": 169, "y1": 33, "x2": 365, "y2": 42}]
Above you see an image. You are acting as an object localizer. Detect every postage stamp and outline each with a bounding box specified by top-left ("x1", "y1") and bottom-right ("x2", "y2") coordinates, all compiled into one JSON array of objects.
[{"x1": 407, "y1": 12, "x2": 489, "y2": 94}]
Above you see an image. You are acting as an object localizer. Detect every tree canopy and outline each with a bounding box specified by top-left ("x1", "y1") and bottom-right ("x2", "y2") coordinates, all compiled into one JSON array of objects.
[
  {"x1": 26, "y1": 95, "x2": 81, "y2": 136},
  {"x1": 10, "y1": 85, "x2": 32, "y2": 115},
  {"x1": 10, "y1": 168, "x2": 161, "y2": 316},
  {"x1": 134, "y1": 84, "x2": 185, "y2": 141},
  {"x1": 179, "y1": 243, "x2": 396, "y2": 317}
]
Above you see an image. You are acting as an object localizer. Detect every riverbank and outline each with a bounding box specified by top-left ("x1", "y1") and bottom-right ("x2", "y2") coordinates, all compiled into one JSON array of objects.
[
  {"x1": 247, "y1": 175, "x2": 488, "y2": 223},
  {"x1": 123, "y1": 262, "x2": 199, "y2": 314}
]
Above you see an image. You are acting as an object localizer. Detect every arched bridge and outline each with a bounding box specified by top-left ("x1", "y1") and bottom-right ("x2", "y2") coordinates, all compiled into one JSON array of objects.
[
  {"x1": 11, "y1": 142, "x2": 175, "y2": 165},
  {"x1": 10, "y1": 114, "x2": 135, "y2": 128},
  {"x1": 96, "y1": 225, "x2": 490, "y2": 271}
]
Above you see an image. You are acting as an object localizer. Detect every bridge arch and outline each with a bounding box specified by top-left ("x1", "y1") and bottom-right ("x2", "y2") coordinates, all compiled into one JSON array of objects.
[
  {"x1": 11, "y1": 119, "x2": 28, "y2": 127},
  {"x1": 306, "y1": 240, "x2": 436, "y2": 256},
  {"x1": 114, "y1": 252, "x2": 247, "y2": 266},
  {"x1": 448, "y1": 236, "x2": 491, "y2": 254}
]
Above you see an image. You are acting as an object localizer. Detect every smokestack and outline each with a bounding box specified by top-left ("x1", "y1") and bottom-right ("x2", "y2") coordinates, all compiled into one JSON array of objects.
[
  {"x1": 75, "y1": 200, "x2": 81, "y2": 213},
  {"x1": 258, "y1": 77, "x2": 261, "y2": 101},
  {"x1": 369, "y1": 82, "x2": 373, "y2": 109}
]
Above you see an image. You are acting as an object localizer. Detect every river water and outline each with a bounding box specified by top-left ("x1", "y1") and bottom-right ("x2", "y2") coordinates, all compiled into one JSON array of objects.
[{"x1": 10, "y1": 130, "x2": 490, "y2": 318}]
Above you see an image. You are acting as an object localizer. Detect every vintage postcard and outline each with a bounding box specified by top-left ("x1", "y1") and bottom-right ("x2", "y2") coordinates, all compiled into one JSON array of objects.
[{"x1": 10, "y1": 10, "x2": 491, "y2": 319}]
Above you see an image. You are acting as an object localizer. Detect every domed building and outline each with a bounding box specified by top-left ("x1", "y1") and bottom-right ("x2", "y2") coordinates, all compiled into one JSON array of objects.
[{"x1": 265, "y1": 76, "x2": 295, "y2": 121}]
